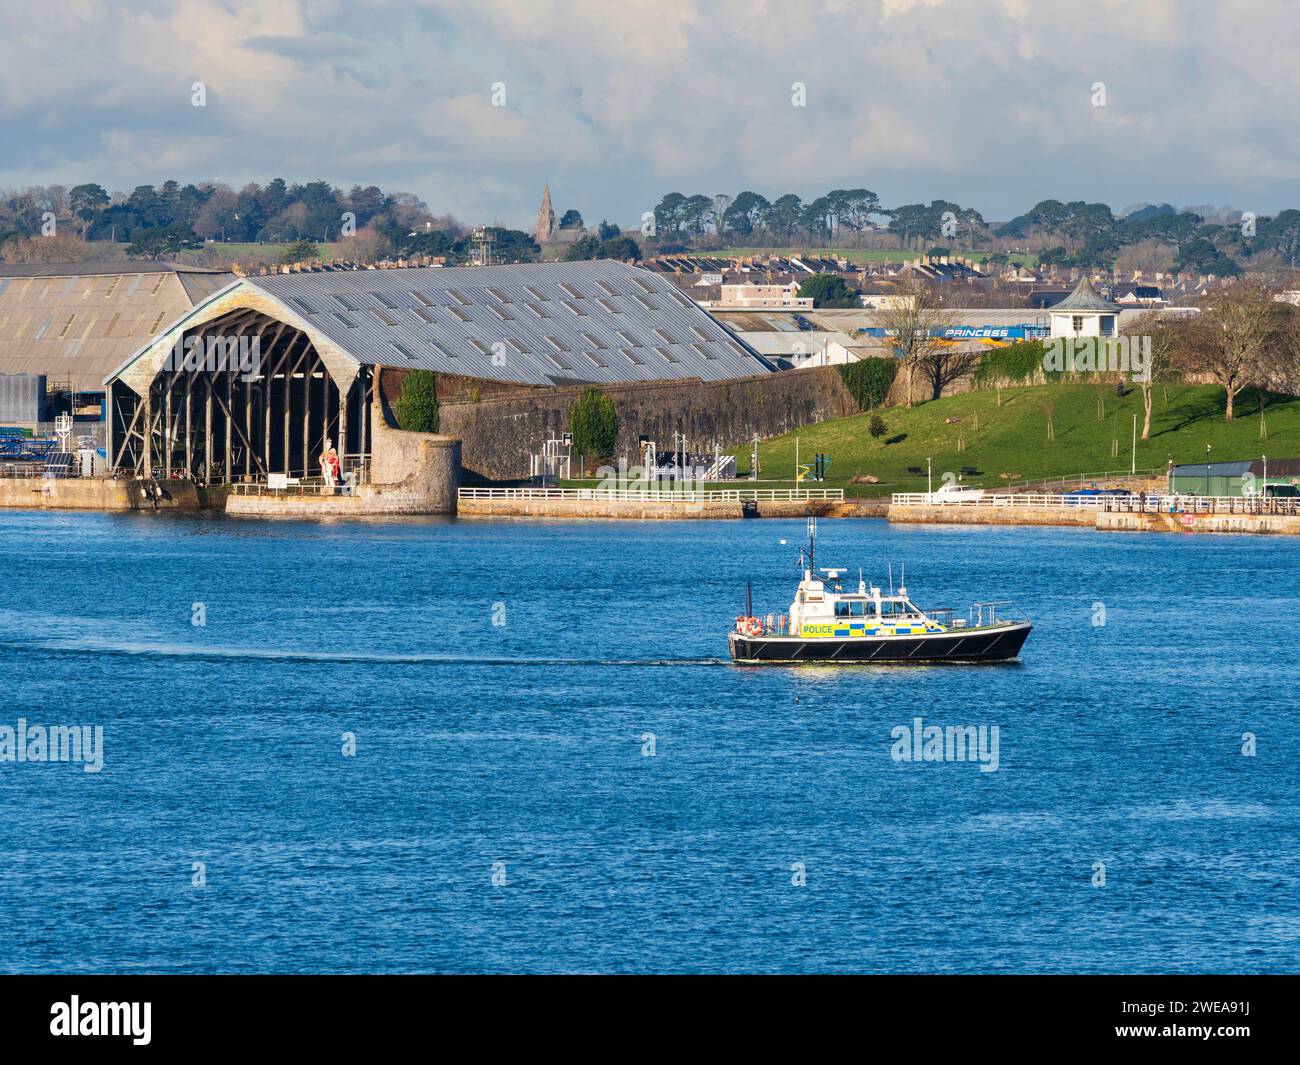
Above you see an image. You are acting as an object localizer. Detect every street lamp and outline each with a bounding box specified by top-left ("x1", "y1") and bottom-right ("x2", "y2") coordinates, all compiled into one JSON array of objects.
[
  {"x1": 927, "y1": 456, "x2": 932, "y2": 496},
  {"x1": 1205, "y1": 444, "x2": 1211, "y2": 500}
]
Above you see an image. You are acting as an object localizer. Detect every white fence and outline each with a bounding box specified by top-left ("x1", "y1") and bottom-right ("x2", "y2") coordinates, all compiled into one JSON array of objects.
[
  {"x1": 891, "y1": 492, "x2": 1107, "y2": 509},
  {"x1": 459, "y1": 486, "x2": 844, "y2": 502},
  {"x1": 892, "y1": 492, "x2": 1299, "y2": 514}
]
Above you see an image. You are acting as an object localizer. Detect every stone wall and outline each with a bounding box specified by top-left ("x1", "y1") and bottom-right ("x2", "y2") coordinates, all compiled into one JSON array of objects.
[
  {"x1": 0, "y1": 476, "x2": 199, "y2": 510},
  {"x1": 417, "y1": 366, "x2": 860, "y2": 481}
]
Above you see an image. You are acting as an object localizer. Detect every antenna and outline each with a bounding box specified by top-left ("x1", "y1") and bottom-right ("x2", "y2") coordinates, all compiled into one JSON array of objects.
[{"x1": 806, "y1": 515, "x2": 817, "y2": 574}]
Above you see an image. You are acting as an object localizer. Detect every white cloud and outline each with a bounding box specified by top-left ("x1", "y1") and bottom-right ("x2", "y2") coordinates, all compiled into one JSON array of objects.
[{"x1": 1, "y1": 0, "x2": 1299, "y2": 226}]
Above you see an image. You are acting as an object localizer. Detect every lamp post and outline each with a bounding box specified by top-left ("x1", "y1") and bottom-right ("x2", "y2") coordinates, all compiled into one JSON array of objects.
[
  {"x1": 927, "y1": 456, "x2": 932, "y2": 497},
  {"x1": 1205, "y1": 444, "x2": 1211, "y2": 502}
]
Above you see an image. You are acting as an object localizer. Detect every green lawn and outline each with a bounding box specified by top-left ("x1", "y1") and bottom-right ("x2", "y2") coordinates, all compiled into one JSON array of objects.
[
  {"x1": 207, "y1": 242, "x2": 347, "y2": 261},
  {"x1": 726, "y1": 384, "x2": 1292, "y2": 498}
]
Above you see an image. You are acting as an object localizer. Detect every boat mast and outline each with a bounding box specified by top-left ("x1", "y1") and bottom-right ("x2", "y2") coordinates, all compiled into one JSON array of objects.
[{"x1": 806, "y1": 516, "x2": 816, "y2": 577}]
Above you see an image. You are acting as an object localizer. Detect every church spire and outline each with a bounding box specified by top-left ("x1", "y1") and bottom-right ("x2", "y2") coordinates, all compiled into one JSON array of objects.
[{"x1": 535, "y1": 183, "x2": 556, "y2": 242}]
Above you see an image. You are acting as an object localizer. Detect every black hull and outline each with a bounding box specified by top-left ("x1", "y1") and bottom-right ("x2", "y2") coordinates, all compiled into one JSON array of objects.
[{"x1": 729, "y1": 622, "x2": 1031, "y2": 664}]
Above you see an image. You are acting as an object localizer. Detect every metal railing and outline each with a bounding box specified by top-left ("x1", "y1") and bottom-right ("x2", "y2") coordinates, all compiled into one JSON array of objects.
[
  {"x1": 458, "y1": 486, "x2": 845, "y2": 502},
  {"x1": 232, "y1": 475, "x2": 361, "y2": 497},
  {"x1": 891, "y1": 492, "x2": 1109, "y2": 508},
  {"x1": 1103, "y1": 494, "x2": 1300, "y2": 516}
]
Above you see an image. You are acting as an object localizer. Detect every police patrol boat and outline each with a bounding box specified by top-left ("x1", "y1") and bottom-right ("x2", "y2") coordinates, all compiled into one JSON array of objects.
[{"x1": 728, "y1": 519, "x2": 1031, "y2": 664}]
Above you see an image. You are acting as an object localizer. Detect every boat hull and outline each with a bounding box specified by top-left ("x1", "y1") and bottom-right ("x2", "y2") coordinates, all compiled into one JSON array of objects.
[{"x1": 728, "y1": 622, "x2": 1031, "y2": 664}]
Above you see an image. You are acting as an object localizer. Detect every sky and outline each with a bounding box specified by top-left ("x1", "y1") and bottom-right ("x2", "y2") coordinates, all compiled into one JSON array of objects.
[{"x1": 3, "y1": 0, "x2": 1299, "y2": 229}]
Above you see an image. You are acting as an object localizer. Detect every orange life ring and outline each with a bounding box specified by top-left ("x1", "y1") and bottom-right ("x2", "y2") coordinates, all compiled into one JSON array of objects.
[{"x1": 744, "y1": 618, "x2": 763, "y2": 638}]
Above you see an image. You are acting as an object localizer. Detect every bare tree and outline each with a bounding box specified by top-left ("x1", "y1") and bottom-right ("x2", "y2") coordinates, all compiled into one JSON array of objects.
[
  {"x1": 1182, "y1": 280, "x2": 1296, "y2": 421},
  {"x1": 876, "y1": 276, "x2": 957, "y2": 406},
  {"x1": 1123, "y1": 310, "x2": 1182, "y2": 439}
]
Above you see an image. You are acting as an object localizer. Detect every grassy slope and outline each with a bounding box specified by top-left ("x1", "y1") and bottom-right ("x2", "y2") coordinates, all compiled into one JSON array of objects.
[
  {"x1": 205, "y1": 242, "x2": 347, "y2": 261},
  {"x1": 727, "y1": 384, "x2": 1296, "y2": 497}
]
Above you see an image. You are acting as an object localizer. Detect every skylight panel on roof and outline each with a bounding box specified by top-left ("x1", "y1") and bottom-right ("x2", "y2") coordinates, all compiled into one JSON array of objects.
[
  {"x1": 391, "y1": 342, "x2": 417, "y2": 360},
  {"x1": 581, "y1": 332, "x2": 606, "y2": 349},
  {"x1": 485, "y1": 287, "x2": 512, "y2": 303},
  {"x1": 447, "y1": 306, "x2": 472, "y2": 322},
  {"x1": 488, "y1": 304, "x2": 513, "y2": 321},
  {"x1": 616, "y1": 329, "x2": 639, "y2": 346},
  {"x1": 693, "y1": 343, "x2": 718, "y2": 360},
  {"x1": 371, "y1": 308, "x2": 398, "y2": 327},
  {"x1": 561, "y1": 300, "x2": 587, "y2": 316},
  {"x1": 524, "y1": 286, "x2": 548, "y2": 300},
  {"x1": 411, "y1": 290, "x2": 435, "y2": 306},
  {"x1": 525, "y1": 303, "x2": 550, "y2": 318},
  {"x1": 332, "y1": 312, "x2": 357, "y2": 328},
  {"x1": 621, "y1": 348, "x2": 645, "y2": 366},
  {"x1": 332, "y1": 294, "x2": 359, "y2": 312},
  {"x1": 690, "y1": 325, "x2": 713, "y2": 341},
  {"x1": 583, "y1": 351, "x2": 609, "y2": 368},
  {"x1": 372, "y1": 291, "x2": 401, "y2": 309},
  {"x1": 653, "y1": 328, "x2": 676, "y2": 343},
  {"x1": 597, "y1": 280, "x2": 619, "y2": 295},
  {"x1": 558, "y1": 282, "x2": 584, "y2": 299},
  {"x1": 469, "y1": 338, "x2": 493, "y2": 355},
  {"x1": 633, "y1": 276, "x2": 657, "y2": 294},
  {"x1": 445, "y1": 288, "x2": 472, "y2": 306},
  {"x1": 542, "y1": 352, "x2": 572, "y2": 371},
  {"x1": 544, "y1": 335, "x2": 570, "y2": 352},
  {"x1": 507, "y1": 337, "x2": 530, "y2": 354},
  {"x1": 654, "y1": 346, "x2": 679, "y2": 364},
  {"x1": 290, "y1": 297, "x2": 316, "y2": 314},
  {"x1": 596, "y1": 297, "x2": 621, "y2": 313},
  {"x1": 631, "y1": 293, "x2": 658, "y2": 311},
  {"x1": 430, "y1": 339, "x2": 455, "y2": 358},
  {"x1": 410, "y1": 307, "x2": 435, "y2": 324}
]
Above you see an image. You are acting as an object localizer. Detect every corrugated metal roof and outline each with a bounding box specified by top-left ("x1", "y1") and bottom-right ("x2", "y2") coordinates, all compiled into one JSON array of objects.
[
  {"x1": 248, "y1": 260, "x2": 773, "y2": 386},
  {"x1": 0, "y1": 268, "x2": 235, "y2": 392},
  {"x1": 0, "y1": 260, "x2": 230, "y2": 278}
]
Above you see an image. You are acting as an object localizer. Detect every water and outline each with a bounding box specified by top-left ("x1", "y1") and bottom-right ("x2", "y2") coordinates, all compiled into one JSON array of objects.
[{"x1": 0, "y1": 511, "x2": 1296, "y2": 974}]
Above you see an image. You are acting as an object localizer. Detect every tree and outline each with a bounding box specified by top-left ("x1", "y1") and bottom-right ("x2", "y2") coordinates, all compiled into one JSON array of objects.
[
  {"x1": 569, "y1": 388, "x2": 617, "y2": 467},
  {"x1": 798, "y1": 274, "x2": 859, "y2": 308},
  {"x1": 876, "y1": 277, "x2": 957, "y2": 406},
  {"x1": 280, "y1": 238, "x2": 319, "y2": 263},
  {"x1": 392, "y1": 370, "x2": 439, "y2": 433},
  {"x1": 1123, "y1": 311, "x2": 1182, "y2": 439},
  {"x1": 1182, "y1": 281, "x2": 1297, "y2": 421},
  {"x1": 764, "y1": 194, "x2": 803, "y2": 241},
  {"x1": 126, "y1": 223, "x2": 202, "y2": 259},
  {"x1": 868, "y1": 413, "x2": 887, "y2": 438},
  {"x1": 559, "y1": 209, "x2": 584, "y2": 230}
]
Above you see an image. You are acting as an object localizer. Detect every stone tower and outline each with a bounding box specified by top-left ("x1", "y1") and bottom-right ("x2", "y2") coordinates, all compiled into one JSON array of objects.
[{"x1": 535, "y1": 183, "x2": 556, "y2": 243}]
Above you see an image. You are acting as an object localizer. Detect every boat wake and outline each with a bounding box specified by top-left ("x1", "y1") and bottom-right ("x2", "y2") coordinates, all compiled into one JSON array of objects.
[{"x1": 2, "y1": 637, "x2": 729, "y2": 669}]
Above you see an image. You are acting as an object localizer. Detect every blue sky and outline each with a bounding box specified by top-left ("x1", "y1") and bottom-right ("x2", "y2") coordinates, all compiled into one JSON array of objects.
[{"x1": 3, "y1": 0, "x2": 1297, "y2": 227}]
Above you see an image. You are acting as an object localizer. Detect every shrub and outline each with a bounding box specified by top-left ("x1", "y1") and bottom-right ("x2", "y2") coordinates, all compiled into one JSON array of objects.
[
  {"x1": 392, "y1": 369, "x2": 439, "y2": 433},
  {"x1": 868, "y1": 413, "x2": 887, "y2": 438},
  {"x1": 838, "y1": 357, "x2": 898, "y2": 410},
  {"x1": 569, "y1": 387, "x2": 618, "y2": 460},
  {"x1": 974, "y1": 341, "x2": 1049, "y2": 386}
]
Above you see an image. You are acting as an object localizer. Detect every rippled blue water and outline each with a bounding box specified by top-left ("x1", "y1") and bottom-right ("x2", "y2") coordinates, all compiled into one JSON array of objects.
[{"x1": 0, "y1": 511, "x2": 1296, "y2": 973}]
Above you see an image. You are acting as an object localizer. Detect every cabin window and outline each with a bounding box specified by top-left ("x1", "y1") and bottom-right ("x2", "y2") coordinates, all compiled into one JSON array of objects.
[
  {"x1": 835, "y1": 601, "x2": 850, "y2": 618},
  {"x1": 850, "y1": 601, "x2": 866, "y2": 617}
]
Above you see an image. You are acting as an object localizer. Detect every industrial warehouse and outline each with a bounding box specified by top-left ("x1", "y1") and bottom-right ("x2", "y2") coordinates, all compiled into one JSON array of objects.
[{"x1": 94, "y1": 260, "x2": 778, "y2": 514}]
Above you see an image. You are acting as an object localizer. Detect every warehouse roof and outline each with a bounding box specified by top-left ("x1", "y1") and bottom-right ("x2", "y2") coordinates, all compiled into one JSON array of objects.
[
  {"x1": 109, "y1": 260, "x2": 774, "y2": 390},
  {"x1": 0, "y1": 262, "x2": 236, "y2": 391}
]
